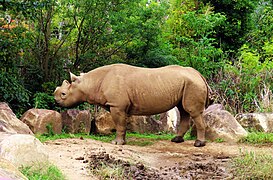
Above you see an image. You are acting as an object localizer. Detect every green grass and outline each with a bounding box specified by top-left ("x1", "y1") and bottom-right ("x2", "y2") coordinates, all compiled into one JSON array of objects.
[
  {"x1": 127, "y1": 132, "x2": 174, "y2": 140},
  {"x1": 20, "y1": 163, "x2": 65, "y2": 180},
  {"x1": 239, "y1": 132, "x2": 273, "y2": 145},
  {"x1": 214, "y1": 138, "x2": 225, "y2": 143},
  {"x1": 36, "y1": 133, "x2": 116, "y2": 143},
  {"x1": 231, "y1": 150, "x2": 273, "y2": 179},
  {"x1": 38, "y1": 130, "x2": 273, "y2": 147},
  {"x1": 36, "y1": 131, "x2": 196, "y2": 146}
]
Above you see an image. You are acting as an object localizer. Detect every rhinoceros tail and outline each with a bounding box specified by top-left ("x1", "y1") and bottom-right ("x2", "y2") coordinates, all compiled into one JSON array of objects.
[
  {"x1": 198, "y1": 73, "x2": 214, "y2": 108},
  {"x1": 206, "y1": 84, "x2": 214, "y2": 108}
]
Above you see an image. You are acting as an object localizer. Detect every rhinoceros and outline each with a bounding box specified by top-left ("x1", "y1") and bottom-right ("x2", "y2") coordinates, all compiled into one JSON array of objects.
[{"x1": 54, "y1": 64, "x2": 211, "y2": 147}]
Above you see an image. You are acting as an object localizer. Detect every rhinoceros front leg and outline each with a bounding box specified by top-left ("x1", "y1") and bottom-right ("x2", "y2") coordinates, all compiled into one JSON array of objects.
[{"x1": 110, "y1": 107, "x2": 127, "y2": 145}]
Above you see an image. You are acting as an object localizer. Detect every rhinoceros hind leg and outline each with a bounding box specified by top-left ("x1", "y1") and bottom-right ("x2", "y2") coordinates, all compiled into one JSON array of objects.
[
  {"x1": 175, "y1": 108, "x2": 190, "y2": 141},
  {"x1": 194, "y1": 139, "x2": 206, "y2": 147},
  {"x1": 111, "y1": 139, "x2": 126, "y2": 145},
  {"x1": 191, "y1": 114, "x2": 206, "y2": 147},
  {"x1": 171, "y1": 136, "x2": 184, "y2": 143}
]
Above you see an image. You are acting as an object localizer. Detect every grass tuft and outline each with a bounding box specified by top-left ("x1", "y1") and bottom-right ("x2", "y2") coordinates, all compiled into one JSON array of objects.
[
  {"x1": 20, "y1": 163, "x2": 65, "y2": 180},
  {"x1": 231, "y1": 150, "x2": 273, "y2": 179},
  {"x1": 92, "y1": 162, "x2": 126, "y2": 179},
  {"x1": 239, "y1": 132, "x2": 273, "y2": 145}
]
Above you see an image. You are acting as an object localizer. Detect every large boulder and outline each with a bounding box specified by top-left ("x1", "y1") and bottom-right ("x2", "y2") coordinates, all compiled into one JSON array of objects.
[
  {"x1": 0, "y1": 102, "x2": 33, "y2": 134},
  {"x1": 127, "y1": 115, "x2": 164, "y2": 134},
  {"x1": 202, "y1": 104, "x2": 248, "y2": 142},
  {"x1": 204, "y1": 103, "x2": 225, "y2": 114},
  {"x1": 20, "y1": 109, "x2": 62, "y2": 134},
  {"x1": 94, "y1": 109, "x2": 164, "y2": 134},
  {"x1": 61, "y1": 109, "x2": 91, "y2": 133},
  {"x1": 0, "y1": 157, "x2": 27, "y2": 180},
  {"x1": 160, "y1": 107, "x2": 180, "y2": 133},
  {"x1": 0, "y1": 133, "x2": 49, "y2": 168},
  {"x1": 94, "y1": 110, "x2": 116, "y2": 134},
  {"x1": 236, "y1": 113, "x2": 273, "y2": 132}
]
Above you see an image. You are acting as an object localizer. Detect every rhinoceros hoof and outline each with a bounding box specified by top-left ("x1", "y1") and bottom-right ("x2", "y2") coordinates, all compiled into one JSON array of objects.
[
  {"x1": 194, "y1": 140, "x2": 206, "y2": 147},
  {"x1": 171, "y1": 136, "x2": 184, "y2": 143},
  {"x1": 111, "y1": 139, "x2": 126, "y2": 145}
]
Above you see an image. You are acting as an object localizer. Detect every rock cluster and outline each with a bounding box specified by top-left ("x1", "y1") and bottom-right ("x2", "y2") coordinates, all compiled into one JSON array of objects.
[{"x1": 1, "y1": 100, "x2": 273, "y2": 179}]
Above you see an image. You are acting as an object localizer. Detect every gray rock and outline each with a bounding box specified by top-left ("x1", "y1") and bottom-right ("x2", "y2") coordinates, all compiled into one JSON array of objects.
[
  {"x1": 191, "y1": 104, "x2": 248, "y2": 142},
  {"x1": 0, "y1": 133, "x2": 49, "y2": 167},
  {"x1": 160, "y1": 107, "x2": 180, "y2": 133},
  {"x1": 94, "y1": 109, "x2": 164, "y2": 134},
  {"x1": 204, "y1": 104, "x2": 225, "y2": 115},
  {"x1": 236, "y1": 113, "x2": 273, "y2": 132},
  {"x1": 61, "y1": 109, "x2": 91, "y2": 133},
  {"x1": 127, "y1": 115, "x2": 163, "y2": 134},
  {"x1": 204, "y1": 109, "x2": 248, "y2": 142},
  {"x1": 95, "y1": 110, "x2": 116, "y2": 134},
  {"x1": 0, "y1": 157, "x2": 27, "y2": 180}
]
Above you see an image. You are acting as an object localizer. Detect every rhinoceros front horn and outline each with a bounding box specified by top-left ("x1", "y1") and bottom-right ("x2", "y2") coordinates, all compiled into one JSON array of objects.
[{"x1": 62, "y1": 80, "x2": 70, "y2": 86}]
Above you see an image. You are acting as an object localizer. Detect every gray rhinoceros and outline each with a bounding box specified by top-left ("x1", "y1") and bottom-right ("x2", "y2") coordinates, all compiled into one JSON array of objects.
[{"x1": 54, "y1": 64, "x2": 211, "y2": 147}]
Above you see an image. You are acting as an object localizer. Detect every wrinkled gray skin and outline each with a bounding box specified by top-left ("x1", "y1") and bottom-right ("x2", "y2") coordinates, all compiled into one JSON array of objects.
[{"x1": 54, "y1": 64, "x2": 210, "y2": 147}]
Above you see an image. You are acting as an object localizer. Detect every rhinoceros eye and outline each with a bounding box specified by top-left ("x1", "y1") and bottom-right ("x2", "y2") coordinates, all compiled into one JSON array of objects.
[{"x1": 61, "y1": 92, "x2": 66, "y2": 99}]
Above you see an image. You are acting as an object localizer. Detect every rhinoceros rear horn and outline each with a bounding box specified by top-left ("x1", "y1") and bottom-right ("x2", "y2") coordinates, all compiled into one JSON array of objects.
[{"x1": 70, "y1": 72, "x2": 80, "y2": 83}]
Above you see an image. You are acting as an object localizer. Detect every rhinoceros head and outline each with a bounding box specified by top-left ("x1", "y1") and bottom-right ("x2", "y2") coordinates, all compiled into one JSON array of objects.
[{"x1": 54, "y1": 73, "x2": 84, "y2": 107}]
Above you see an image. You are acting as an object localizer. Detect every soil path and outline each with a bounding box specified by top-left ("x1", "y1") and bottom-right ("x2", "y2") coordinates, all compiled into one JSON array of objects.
[{"x1": 45, "y1": 138, "x2": 273, "y2": 180}]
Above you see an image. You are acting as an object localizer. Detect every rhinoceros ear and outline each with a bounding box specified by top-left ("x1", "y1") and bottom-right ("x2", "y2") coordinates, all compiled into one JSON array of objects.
[{"x1": 70, "y1": 72, "x2": 80, "y2": 83}]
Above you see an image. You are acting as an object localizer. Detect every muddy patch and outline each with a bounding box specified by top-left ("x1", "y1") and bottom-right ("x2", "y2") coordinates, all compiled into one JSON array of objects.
[
  {"x1": 47, "y1": 139, "x2": 264, "y2": 179},
  {"x1": 85, "y1": 149, "x2": 233, "y2": 179},
  {"x1": 87, "y1": 151, "x2": 161, "y2": 179}
]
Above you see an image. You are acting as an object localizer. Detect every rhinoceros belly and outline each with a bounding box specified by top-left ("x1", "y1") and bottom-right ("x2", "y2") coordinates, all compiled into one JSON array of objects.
[{"x1": 127, "y1": 78, "x2": 183, "y2": 116}]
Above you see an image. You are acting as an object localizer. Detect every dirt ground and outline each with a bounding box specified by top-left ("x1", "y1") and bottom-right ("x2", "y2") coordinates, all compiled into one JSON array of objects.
[{"x1": 45, "y1": 137, "x2": 273, "y2": 180}]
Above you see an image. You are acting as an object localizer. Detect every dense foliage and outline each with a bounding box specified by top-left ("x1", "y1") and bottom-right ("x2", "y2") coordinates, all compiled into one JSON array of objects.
[{"x1": 1, "y1": 0, "x2": 273, "y2": 115}]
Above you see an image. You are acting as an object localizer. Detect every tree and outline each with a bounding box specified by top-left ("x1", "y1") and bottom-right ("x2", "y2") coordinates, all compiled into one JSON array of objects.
[
  {"x1": 202, "y1": 0, "x2": 259, "y2": 53},
  {"x1": 0, "y1": 1, "x2": 32, "y2": 114},
  {"x1": 165, "y1": 0, "x2": 225, "y2": 78},
  {"x1": 246, "y1": 1, "x2": 273, "y2": 57},
  {"x1": 59, "y1": 0, "x2": 171, "y2": 72}
]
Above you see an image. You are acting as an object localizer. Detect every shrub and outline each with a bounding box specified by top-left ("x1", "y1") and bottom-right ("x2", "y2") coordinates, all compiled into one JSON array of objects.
[
  {"x1": 0, "y1": 72, "x2": 30, "y2": 116},
  {"x1": 33, "y1": 92, "x2": 55, "y2": 109},
  {"x1": 214, "y1": 44, "x2": 273, "y2": 114}
]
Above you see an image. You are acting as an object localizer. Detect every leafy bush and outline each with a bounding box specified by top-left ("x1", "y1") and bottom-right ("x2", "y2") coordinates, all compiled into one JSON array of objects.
[
  {"x1": 33, "y1": 92, "x2": 55, "y2": 109},
  {"x1": 166, "y1": 5, "x2": 226, "y2": 78},
  {"x1": 0, "y1": 72, "x2": 30, "y2": 115},
  {"x1": 214, "y1": 44, "x2": 273, "y2": 113}
]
